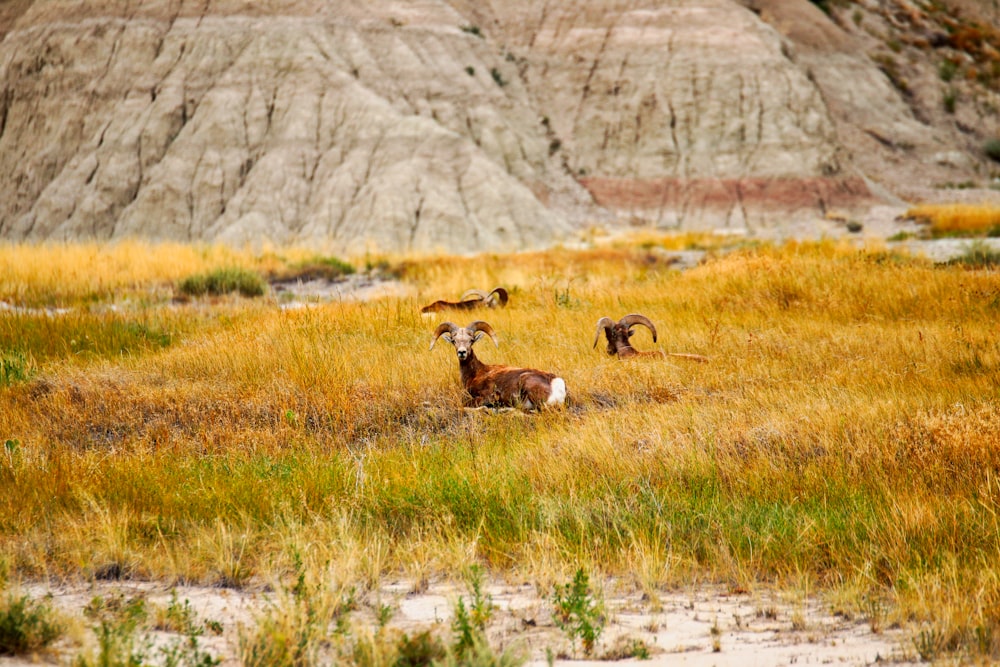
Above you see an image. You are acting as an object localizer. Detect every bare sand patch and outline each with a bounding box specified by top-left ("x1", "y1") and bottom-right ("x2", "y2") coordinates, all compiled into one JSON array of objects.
[{"x1": 4, "y1": 578, "x2": 918, "y2": 666}]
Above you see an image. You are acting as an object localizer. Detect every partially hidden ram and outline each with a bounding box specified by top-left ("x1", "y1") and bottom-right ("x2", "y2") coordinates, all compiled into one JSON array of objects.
[
  {"x1": 430, "y1": 320, "x2": 567, "y2": 410},
  {"x1": 420, "y1": 287, "x2": 508, "y2": 314},
  {"x1": 595, "y1": 313, "x2": 709, "y2": 362}
]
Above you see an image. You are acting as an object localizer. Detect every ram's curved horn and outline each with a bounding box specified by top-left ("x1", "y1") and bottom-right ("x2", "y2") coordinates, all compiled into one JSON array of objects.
[
  {"x1": 467, "y1": 320, "x2": 500, "y2": 347},
  {"x1": 487, "y1": 287, "x2": 509, "y2": 308},
  {"x1": 593, "y1": 317, "x2": 616, "y2": 349},
  {"x1": 620, "y1": 313, "x2": 657, "y2": 343},
  {"x1": 430, "y1": 322, "x2": 459, "y2": 350},
  {"x1": 459, "y1": 289, "x2": 489, "y2": 302}
]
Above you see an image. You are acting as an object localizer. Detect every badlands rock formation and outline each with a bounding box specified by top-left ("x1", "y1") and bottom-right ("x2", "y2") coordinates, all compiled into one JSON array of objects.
[{"x1": 0, "y1": 0, "x2": 997, "y2": 254}]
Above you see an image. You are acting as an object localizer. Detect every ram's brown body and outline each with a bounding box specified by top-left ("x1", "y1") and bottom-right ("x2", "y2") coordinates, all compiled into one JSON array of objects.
[
  {"x1": 458, "y1": 353, "x2": 562, "y2": 408},
  {"x1": 420, "y1": 287, "x2": 508, "y2": 314}
]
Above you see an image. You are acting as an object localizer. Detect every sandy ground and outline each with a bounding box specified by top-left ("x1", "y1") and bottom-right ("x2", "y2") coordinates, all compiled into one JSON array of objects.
[{"x1": 2, "y1": 578, "x2": 919, "y2": 666}]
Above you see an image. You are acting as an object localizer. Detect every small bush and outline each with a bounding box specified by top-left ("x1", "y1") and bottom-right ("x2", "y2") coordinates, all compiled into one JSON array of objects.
[
  {"x1": 490, "y1": 67, "x2": 506, "y2": 87},
  {"x1": 944, "y1": 87, "x2": 957, "y2": 113},
  {"x1": 279, "y1": 256, "x2": 356, "y2": 282},
  {"x1": 0, "y1": 349, "x2": 32, "y2": 386},
  {"x1": 552, "y1": 568, "x2": 604, "y2": 656},
  {"x1": 178, "y1": 268, "x2": 265, "y2": 298},
  {"x1": 939, "y1": 59, "x2": 958, "y2": 82},
  {"x1": 0, "y1": 593, "x2": 63, "y2": 656},
  {"x1": 946, "y1": 241, "x2": 1000, "y2": 268},
  {"x1": 394, "y1": 630, "x2": 447, "y2": 667},
  {"x1": 985, "y1": 139, "x2": 1000, "y2": 163}
]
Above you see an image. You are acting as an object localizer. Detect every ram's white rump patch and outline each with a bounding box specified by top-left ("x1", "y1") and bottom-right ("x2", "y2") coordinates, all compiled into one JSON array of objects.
[{"x1": 546, "y1": 377, "x2": 567, "y2": 405}]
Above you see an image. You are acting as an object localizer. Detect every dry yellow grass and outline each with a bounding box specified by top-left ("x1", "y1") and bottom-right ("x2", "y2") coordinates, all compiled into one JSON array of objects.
[
  {"x1": 0, "y1": 240, "x2": 330, "y2": 306},
  {"x1": 903, "y1": 202, "x2": 1000, "y2": 236},
  {"x1": 1, "y1": 237, "x2": 999, "y2": 658}
]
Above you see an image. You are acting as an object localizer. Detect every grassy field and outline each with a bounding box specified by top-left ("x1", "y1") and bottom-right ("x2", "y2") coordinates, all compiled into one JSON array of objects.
[{"x1": 1, "y1": 237, "x2": 999, "y2": 662}]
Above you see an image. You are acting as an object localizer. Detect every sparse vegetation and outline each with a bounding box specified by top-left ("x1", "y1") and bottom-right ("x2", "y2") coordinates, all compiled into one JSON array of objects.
[
  {"x1": 985, "y1": 138, "x2": 1000, "y2": 163},
  {"x1": 552, "y1": 568, "x2": 604, "y2": 656},
  {"x1": 943, "y1": 86, "x2": 957, "y2": 113},
  {"x1": 946, "y1": 240, "x2": 1000, "y2": 268},
  {"x1": 1, "y1": 239, "x2": 1000, "y2": 661},
  {"x1": 872, "y1": 54, "x2": 909, "y2": 94},
  {"x1": 490, "y1": 67, "x2": 506, "y2": 87},
  {"x1": 77, "y1": 593, "x2": 149, "y2": 667},
  {"x1": 0, "y1": 592, "x2": 63, "y2": 656},
  {"x1": 938, "y1": 58, "x2": 958, "y2": 82}
]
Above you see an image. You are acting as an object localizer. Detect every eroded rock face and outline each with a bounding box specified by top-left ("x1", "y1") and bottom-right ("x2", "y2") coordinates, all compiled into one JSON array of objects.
[
  {"x1": 0, "y1": 1, "x2": 585, "y2": 253},
  {"x1": 0, "y1": 0, "x2": 994, "y2": 253},
  {"x1": 493, "y1": 0, "x2": 863, "y2": 230}
]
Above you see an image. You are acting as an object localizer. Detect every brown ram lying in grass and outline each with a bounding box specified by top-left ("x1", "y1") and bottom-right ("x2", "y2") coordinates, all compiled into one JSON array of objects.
[
  {"x1": 420, "y1": 287, "x2": 508, "y2": 314},
  {"x1": 430, "y1": 320, "x2": 567, "y2": 410},
  {"x1": 595, "y1": 314, "x2": 709, "y2": 362}
]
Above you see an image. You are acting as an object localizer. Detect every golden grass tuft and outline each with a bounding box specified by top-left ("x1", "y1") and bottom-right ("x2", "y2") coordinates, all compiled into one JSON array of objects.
[{"x1": 903, "y1": 203, "x2": 1000, "y2": 236}]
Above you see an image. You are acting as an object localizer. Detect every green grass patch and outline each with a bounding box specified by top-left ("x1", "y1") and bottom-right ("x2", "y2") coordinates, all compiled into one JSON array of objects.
[
  {"x1": 273, "y1": 256, "x2": 356, "y2": 282},
  {"x1": 946, "y1": 240, "x2": 1000, "y2": 268},
  {"x1": 0, "y1": 349, "x2": 32, "y2": 386},
  {"x1": 0, "y1": 313, "x2": 180, "y2": 364},
  {"x1": 178, "y1": 267, "x2": 266, "y2": 298}
]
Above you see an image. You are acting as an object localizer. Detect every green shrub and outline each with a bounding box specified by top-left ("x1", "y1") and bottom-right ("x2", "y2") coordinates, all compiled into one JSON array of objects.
[
  {"x1": 943, "y1": 87, "x2": 957, "y2": 113},
  {"x1": 939, "y1": 59, "x2": 958, "y2": 82},
  {"x1": 394, "y1": 631, "x2": 447, "y2": 667},
  {"x1": 178, "y1": 268, "x2": 265, "y2": 298},
  {"x1": 281, "y1": 256, "x2": 356, "y2": 282},
  {"x1": 0, "y1": 593, "x2": 63, "y2": 656},
  {"x1": 76, "y1": 594, "x2": 149, "y2": 667},
  {"x1": 552, "y1": 569, "x2": 604, "y2": 657},
  {"x1": 985, "y1": 139, "x2": 1000, "y2": 163},
  {"x1": 0, "y1": 349, "x2": 32, "y2": 386},
  {"x1": 946, "y1": 240, "x2": 1000, "y2": 268}
]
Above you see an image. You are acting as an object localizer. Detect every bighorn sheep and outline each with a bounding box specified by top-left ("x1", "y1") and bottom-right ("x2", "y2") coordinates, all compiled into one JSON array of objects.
[
  {"x1": 430, "y1": 320, "x2": 567, "y2": 409},
  {"x1": 594, "y1": 314, "x2": 709, "y2": 362},
  {"x1": 421, "y1": 287, "x2": 508, "y2": 314}
]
